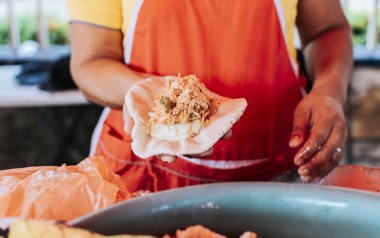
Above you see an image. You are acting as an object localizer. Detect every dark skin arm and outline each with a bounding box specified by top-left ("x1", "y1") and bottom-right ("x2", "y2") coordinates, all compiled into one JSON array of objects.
[
  {"x1": 70, "y1": 23, "x2": 149, "y2": 109},
  {"x1": 290, "y1": 0, "x2": 353, "y2": 182}
]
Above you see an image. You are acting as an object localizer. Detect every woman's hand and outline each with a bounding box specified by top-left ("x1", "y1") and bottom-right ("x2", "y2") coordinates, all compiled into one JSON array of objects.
[
  {"x1": 157, "y1": 129, "x2": 232, "y2": 163},
  {"x1": 295, "y1": 0, "x2": 352, "y2": 182},
  {"x1": 289, "y1": 87, "x2": 347, "y2": 182}
]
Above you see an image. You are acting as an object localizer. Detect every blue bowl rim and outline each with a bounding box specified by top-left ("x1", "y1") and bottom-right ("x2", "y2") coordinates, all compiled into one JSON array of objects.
[{"x1": 68, "y1": 181, "x2": 380, "y2": 226}]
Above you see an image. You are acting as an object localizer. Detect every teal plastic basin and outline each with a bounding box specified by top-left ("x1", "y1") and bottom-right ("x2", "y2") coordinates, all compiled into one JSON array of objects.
[{"x1": 70, "y1": 182, "x2": 380, "y2": 238}]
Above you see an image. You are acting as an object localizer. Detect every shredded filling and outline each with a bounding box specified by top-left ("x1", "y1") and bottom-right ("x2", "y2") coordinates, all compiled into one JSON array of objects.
[{"x1": 148, "y1": 75, "x2": 219, "y2": 133}]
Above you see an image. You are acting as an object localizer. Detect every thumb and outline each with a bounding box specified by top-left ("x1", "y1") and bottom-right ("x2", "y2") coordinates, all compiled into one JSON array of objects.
[
  {"x1": 289, "y1": 106, "x2": 310, "y2": 148},
  {"x1": 157, "y1": 155, "x2": 177, "y2": 163},
  {"x1": 123, "y1": 104, "x2": 134, "y2": 135}
]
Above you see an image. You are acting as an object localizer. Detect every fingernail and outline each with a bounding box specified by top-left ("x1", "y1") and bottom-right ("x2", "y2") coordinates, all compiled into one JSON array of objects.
[
  {"x1": 302, "y1": 176, "x2": 312, "y2": 183},
  {"x1": 298, "y1": 168, "x2": 309, "y2": 175},
  {"x1": 297, "y1": 146, "x2": 311, "y2": 161},
  {"x1": 160, "y1": 155, "x2": 175, "y2": 163},
  {"x1": 294, "y1": 157, "x2": 305, "y2": 166},
  {"x1": 289, "y1": 136, "x2": 302, "y2": 148}
]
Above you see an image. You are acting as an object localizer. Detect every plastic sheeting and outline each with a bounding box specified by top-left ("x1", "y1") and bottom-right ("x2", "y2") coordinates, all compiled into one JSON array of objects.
[{"x1": 0, "y1": 157, "x2": 131, "y2": 221}]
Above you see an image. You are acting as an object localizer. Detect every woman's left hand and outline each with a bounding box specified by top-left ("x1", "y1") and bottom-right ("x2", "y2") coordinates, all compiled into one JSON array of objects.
[{"x1": 289, "y1": 88, "x2": 347, "y2": 183}]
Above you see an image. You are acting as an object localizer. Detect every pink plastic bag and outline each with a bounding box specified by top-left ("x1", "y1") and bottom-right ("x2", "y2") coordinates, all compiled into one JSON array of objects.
[{"x1": 0, "y1": 157, "x2": 131, "y2": 221}]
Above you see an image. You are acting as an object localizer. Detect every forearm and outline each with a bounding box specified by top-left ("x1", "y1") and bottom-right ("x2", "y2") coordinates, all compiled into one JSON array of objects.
[
  {"x1": 72, "y1": 58, "x2": 146, "y2": 109},
  {"x1": 69, "y1": 23, "x2": 151, "y2": 109},
  {"x1": 292, "y1": 0, "x2": 353, "y2": 180},
  {"x1": 303, "y1": 25, "x2": 353, "y2": 106}
]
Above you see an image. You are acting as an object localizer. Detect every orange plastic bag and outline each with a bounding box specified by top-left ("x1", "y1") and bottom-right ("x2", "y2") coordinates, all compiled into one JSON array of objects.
[{"x1": 0, "y1": 157, "x2": 131, "y2": 221}]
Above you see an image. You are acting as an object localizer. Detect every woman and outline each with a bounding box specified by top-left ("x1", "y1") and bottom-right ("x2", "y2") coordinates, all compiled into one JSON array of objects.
[{"x1": 68, "y1": 0, "x2": 352, "y2": 192}]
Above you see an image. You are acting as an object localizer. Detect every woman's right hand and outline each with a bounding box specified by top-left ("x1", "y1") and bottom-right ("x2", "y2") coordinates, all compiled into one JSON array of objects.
[{"x1": 71, "y1": 22, "x2": 229, "y2": 164}]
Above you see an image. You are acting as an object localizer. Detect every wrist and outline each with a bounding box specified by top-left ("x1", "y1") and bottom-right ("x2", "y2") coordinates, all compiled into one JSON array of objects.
[
  {"x1": 311, "y1": 84, "x2": 347, "y2": 107},
  {"x1": 311, "y1": 76, "x2": 348, "y2": 106}
]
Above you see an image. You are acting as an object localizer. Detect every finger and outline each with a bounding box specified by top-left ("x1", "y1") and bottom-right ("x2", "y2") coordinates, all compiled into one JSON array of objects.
[
  {"x1": 306, "y1": 130, "x2": 345, "y2": 182},
  {"x1": 311, "y1": 147, "x2": 343, "y2": 183},
  {"x1": 311, "y1": 133, "x2": 345, "y2": 182},
  {"x1": 289, "y1": 106, "x2": 310, "y2": 148},
  {"x1": 123, "y1": 105, "x2": 134, "y2": 135},
  {"x1": 300, "y1": 149, "x2": 343, "y2": 183},
  {"x1": 300, "y1": 175, "x2": 312, "y2": 183},
  {"x1": 294, "y1": 118, "x2": 334, "y2": 166},
  {"x1": 221, "y1": 130, "x2": 232, "y2": 139},
  {"x1": 298, "y1": 123, "x2": 346, "y2": 179},
  {"x1": 300, "y1": 124, "x2": 346, "y2": 180},
  {"x1": 186, "y1": 147, "x2": 214, "y2": 158},
  {"x1": 157, "y1": 154, "x2": 177, "y2": 163}
]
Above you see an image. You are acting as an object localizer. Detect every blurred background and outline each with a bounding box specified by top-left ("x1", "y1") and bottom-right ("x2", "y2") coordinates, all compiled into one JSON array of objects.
[{"x1": 0, "y1": 0, "x2": 379, "y2": 169}]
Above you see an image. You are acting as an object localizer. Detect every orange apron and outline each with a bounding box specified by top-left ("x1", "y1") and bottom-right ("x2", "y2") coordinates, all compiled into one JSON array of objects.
[{"x1": 92, "y1": 0, "x2": 306, "y2": 192}]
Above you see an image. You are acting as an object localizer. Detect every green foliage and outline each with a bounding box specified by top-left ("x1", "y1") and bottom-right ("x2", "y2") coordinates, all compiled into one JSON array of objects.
[
  {"x1": 346, "y1": 11, "x2": 368, "y2": 45},
  {"x1": 0, "y1": 18, "x2": 8, "y2": 44},
  {"x1": 0, "y1": 14, "x2": 68, "y2": 45},
  {"x1": 47, "y1": 16, "x2": 68, "y2": 45},
  {"x1": 19, "y1": 14, "x2": 38, "y2": 42},
  {"x1": 0, "y1": 11, "x2": 378, "y2": 46}
]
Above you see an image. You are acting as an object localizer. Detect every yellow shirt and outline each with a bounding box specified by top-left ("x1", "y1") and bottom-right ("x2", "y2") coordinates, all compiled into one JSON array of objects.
[{"x1": 67, "y1": 0, "x2": 299, "y2": 62}]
